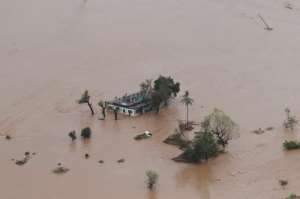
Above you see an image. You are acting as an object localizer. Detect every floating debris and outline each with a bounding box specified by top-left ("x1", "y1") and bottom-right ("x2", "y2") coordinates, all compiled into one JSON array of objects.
[
  {"x1": 252, "y1": 127, "x2": 274, "y2": 134},
  {"x1": 265, "y1": 126, "x2": 274, "y2": 131},
  {"x1": 252, "y1": 128, "x2": 265, "y2": 135},
  {"x1": 84, "y1": 153, "x2": 90, "y2": 159},
  {"x1": 134, "y1": 131, "x2": 152, "y2": 140},
  {"x1": 98, "y1": 160, "x2": 104, "y2": 164}
]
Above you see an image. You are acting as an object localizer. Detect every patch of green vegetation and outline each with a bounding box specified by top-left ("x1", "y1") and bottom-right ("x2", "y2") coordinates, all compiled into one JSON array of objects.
[
  {"x1": 173, "y1": 131, "x2": 219, "y2": 163},
  {"x1": 283, "y1": 140, "x2": 300, "y2": 150},
  {"x1": 151, "y1": 75, "x2": 180, "y2": 113},
  {"x1": 81, "y1": 127, "x2": 92, "y2": 139},
  {"x1": 172, "y1": 109, "x2": 238, "y2": 163},
  {"x1": 285, "y1": 194, "x2": 300, "y2": 199},
  {"x1": 145, "y1": 170, "x2": 159, "y2": 190},
  {"x1": 164, "y1": 129, "x2": 190, "y2": 149}
]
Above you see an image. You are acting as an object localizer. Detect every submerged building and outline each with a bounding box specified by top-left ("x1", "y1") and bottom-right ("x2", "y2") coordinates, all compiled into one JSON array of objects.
[{"x1": 106, "y1": 91, "x2": 153, "y2": 116}]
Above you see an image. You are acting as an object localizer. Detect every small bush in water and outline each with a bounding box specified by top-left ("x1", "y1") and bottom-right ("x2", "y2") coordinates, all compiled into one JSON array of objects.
[
  {"x1": 81, "y1": 127, "x2": 92, "y2": 139},
  {"x1": 146, "y1": 170, "x2": 159, "y2": 190},
  {"x1": 68, "y1": 130, "x2": 76, "y2": 141},
  {"x1": 283, "y1": 140, "x2": 300, "y2": 150},
  {"x1": 285, "y1": 194, "x2": 300, "y2": 199}
]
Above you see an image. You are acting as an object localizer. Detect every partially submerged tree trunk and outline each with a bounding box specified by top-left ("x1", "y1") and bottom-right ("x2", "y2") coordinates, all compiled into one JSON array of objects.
[
  {"x1": 258, "y1": 14, "x2": 273, "y2": 31},
  {"x1": 114, "y1": 109, "x2": 118, "y2": 120},
  {"x1": 186, "y1": 104, "x2": 189, "y2": 129},
  {"x1": 87, "y1": 102, "x2": 94, "y2": 115},
  {"x1": 102, "y1": 108, "x2": 106, "y2": 119}
]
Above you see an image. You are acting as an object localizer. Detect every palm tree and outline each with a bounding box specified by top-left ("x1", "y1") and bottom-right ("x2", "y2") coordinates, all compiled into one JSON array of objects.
[
  {"x1": 180, "y1": 90, "x2": 194, "y2": 129},
  {"x1": 78, "y1": 90, "x2": 94, "y2": 115}
]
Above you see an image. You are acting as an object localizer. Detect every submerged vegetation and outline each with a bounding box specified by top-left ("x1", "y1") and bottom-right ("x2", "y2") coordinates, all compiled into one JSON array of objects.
[
  {"x1": 145, "y1": 170, "x2": 159, "y2": 190},
  {"x1": 283, "y1": 140, "x2": 300, "y2": 150},
  {"x1": 285, "y1": 194, "x2": 300, "y2": 199},
  {"x1": 164, "y1": 128, "x2": 190, "y2": 149},
  {"x1": 68, "y1": 130, "x2": 76, "y2": 141},
  {"x1": 53, "y1": 164, "x2": 70, "y2": 174},
  {"x1": 174, "y1": 131, "x2": 219, "y2": 163},
  {"x1": 81, "y1": 127, "x2": 92, "y2": 139},
  {"x1": 172, "y1": 109, "x2": 237, "y2": 163}
]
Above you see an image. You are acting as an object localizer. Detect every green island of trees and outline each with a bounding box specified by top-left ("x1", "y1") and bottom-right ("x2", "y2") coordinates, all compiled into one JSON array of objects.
[{"x1": 168, "y1": 109, "x2": 237, "y2": 163}]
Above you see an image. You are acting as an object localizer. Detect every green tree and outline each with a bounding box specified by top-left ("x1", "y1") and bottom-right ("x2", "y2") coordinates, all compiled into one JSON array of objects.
[
  {"x1": 150, "y1": 75, "x2": 180, "y2": 113},
  {"x1": 98, "y1": 100, "x2": 106, "y2": 119},
  {"x1": 201, "y1": 109, "x2": 237, "y2": 149},
  {"x1": 193, "y1": 131, "x2": 219, "y2": 160},
  {"x1": 78, "y1": 90, "x2": 94, "y2": 115},
  {"x1": 81, "y1": 127, "x2": 92, "y2": 139},
  {"x1": 180, "y1": 131, "x2": 219, "y2": 162},
  {"x1": 153, "y1": 75, "x2": 180, "y2": 104},
  {"x1": 180, "y1": 90, "x2": 194, "y2": 129}
]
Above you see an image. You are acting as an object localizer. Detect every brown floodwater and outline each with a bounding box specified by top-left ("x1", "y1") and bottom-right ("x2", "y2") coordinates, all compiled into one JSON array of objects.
[{"x1": 1, "y1": 0, "x2": 300, "y2": 198}]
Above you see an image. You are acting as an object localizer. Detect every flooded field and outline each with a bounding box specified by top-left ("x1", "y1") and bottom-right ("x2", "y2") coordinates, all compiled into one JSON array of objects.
[{"x1": 1, "y1": 0, "x2": 300, "y2": 198}]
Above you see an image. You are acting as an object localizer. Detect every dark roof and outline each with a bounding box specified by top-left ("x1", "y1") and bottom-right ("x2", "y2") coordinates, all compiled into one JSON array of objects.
[{"x1": 108, "y1": 91, "x2": 152, "y2": 109}]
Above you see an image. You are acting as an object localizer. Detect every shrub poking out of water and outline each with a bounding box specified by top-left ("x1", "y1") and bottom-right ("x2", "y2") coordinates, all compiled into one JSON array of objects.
[
  {"x1": 173, "y1": 131, "x2": 219, "y2": 163},
  {"x1": 81, "y1": 127, "x2": 92, "y2": 139},
  {"x1": 53, "y1": 166, "x2": 70, "y2": 174},
  {"x1": 164, "y1": 129, "x2": 190, "y2": 149},
  {"x1": 146, "y1": 170, "x2": 159, "y2": 190},
  {"x1": 68, "y1": 130, "x2": 76, "y2": 141},
  {"x1": 283, "y1": 140, "x2": 300, "y2": 150},
  {"x1": 15, "y1": 158, "x2": 28, "y2": 166},
  {"x1": 279, "y1": 179, "x2": 288, "y2": 188},
  {"x1": 117, "y1": 158, "x2": 125, "y2": 163},
  {"x1": 283, "y1": 108, "x2": 298, "y2": 130},
  {"x1": 285, "y1": 194, "x2": 300, "y2": 199}
]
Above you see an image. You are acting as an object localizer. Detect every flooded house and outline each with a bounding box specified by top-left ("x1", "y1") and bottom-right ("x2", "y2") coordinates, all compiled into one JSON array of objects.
[{"x1": 106, "y1": 92, "x2": 153, "y2": 116}]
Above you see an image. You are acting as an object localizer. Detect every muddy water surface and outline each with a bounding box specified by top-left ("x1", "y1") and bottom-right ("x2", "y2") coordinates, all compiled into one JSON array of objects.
[{"x1": 1, "y1": 0, "x2": 300, "y2": 198}]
